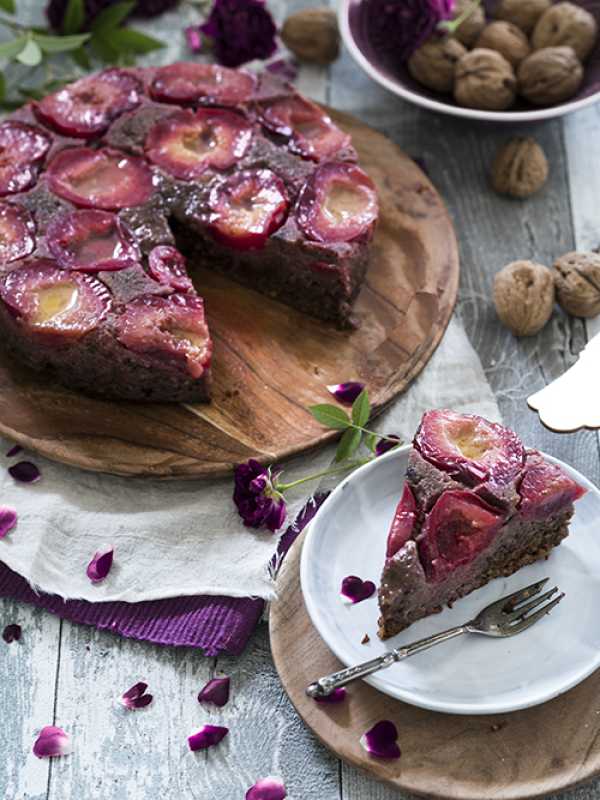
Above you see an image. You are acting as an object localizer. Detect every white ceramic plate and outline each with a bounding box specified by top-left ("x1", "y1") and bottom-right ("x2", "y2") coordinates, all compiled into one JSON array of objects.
[{"x1": 300, "y1": 445, "x2": 600, "y2": 715}]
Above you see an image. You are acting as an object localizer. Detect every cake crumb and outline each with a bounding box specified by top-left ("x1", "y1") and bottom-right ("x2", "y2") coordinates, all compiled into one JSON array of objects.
[
  {"x1": 361, "y1": 633, "x2": 370, "y2": 644},
  {"x1": 490, "y1": 721, "x2": 507, "y2": 732}
]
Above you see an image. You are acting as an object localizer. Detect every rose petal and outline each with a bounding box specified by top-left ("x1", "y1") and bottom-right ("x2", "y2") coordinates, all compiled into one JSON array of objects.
[
  {"x1": 188, "y1": 724, "x2": 229, "y2": 751},
  {"x1": 246, "y1": 777, "x2": 287, "y2": 800},
  {"x1": 315, "y1": 687, "x2": 346, "y2": 704},
  {"x1": 2, "y1": 623, "x2": 22, "y2": 643},
  {"x1": 360, "y1": 720, "x2": 401, "y2": 760},
  {"x1": 6, "y1": 444, "x2": 22, "y2": 457},
  {"x1": 340, "y1": 575, "x2": 376, "y2": 604},
  {"x1": 86, "y1": 547, "x2": 114, "y2": 583},
  {"x1": 375, "y1": 435, "x2": 402, "y2": 457},
  {"x1": 198, "y1": 676, "x2": 230, "y2": 707},
  {"x1": 0, "y1": 506, "x2": 17, "y2": 538},
  {"x1": 185, "y1": 25, "x2": 204, "y2": 53},
  {"x1": 33, "y1": 725, "x2": 70, "y2": 759},
  {"x1": 327, "y1": 382, "x2": 365, "y2": 406},
  {"x1": 266, "y1": 58, "x2": 298, "y2": 82},
  {"x1": 121, "y1": 681, "x2": 153, "y2": 709},
  {"x1": 8, "y1": 461, "x2": 40, "y2": 483}
]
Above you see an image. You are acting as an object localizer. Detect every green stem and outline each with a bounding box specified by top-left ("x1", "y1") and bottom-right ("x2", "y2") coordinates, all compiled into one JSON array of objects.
[
  {"x1": 439, "y1": 0, "x2": 481, "y2": 34},
  {"x1": 352, "y1": 426, "x2": 400, "y2": 442},
  {"x1": 0, "y1": 14, "x2": 25, "y2": 31},
  {"x1": 277, "y1": 458, "x2": 372, "y2": 492}
]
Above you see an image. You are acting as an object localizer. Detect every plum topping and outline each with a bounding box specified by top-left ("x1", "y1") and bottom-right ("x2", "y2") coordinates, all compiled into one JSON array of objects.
[
  {"x1": 35, "y1": 69, "x2": 142, "y2": 139},
  {"x1": 115, "y1": 293, "x2": 211, "y2": 378},
  {"x1": 150, "y1": 62, "x2": 256, "y2": 106},
  {"x1": 148, "y1": 246, "x2": 193, "y2": 291},
  {"x1": 259, "y1": 95, "x2": 351, "y2": 161},
  {"x1": 47, "y1": 147, "x2": 154, "y2": 210},
  {"x1": 415, "y1": 410, "x2": 525, "y2": 489},
  {"x1": 296, "y1": 163, "x2": 378, "y2": 244},
  {"x1": 519, "y1": 452, "x2": 586, "y2": 520},
  {"x1": 145, "y1": 109, "x2": 253, "y2": 181},
  {"x1": 417, "y1": 490, "x2": 505, "y2": 583},
  {"x1": 0, "y1": 259, "x2": 111, "y2": 338},
  {"x1": 386, "y1": 484, "x2": 417, "y2": 558},
  {"x1": 207, "y1": 169, "x2": 288, "y2": 250},
  {"x1": 0, "y1": 121, "x2": 52, "y2": 196},
  {"x1": 47, "y1": 210, "x2": 140, "y2": 272},
  {"x1": 0, "y1": 202, "x2": 36, "y2": 265}
]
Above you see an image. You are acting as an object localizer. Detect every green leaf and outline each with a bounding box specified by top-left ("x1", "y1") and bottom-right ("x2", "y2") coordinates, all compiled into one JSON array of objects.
[
  {"x1": 18, "y1": 87, "x2": 46, "y2": 100},
  {"x1": 0, "y1": 71, "x2": 5, "y2": 102},
  {"x1": 90, "y1": 32, "x2": 120, "y2": 63},
  {"x1": 0, "y1": 34, "x2": 28, "y2": 61},
  {"x1": 0, "y1": 0, "x2": 15, "y2": 14},
  {"x1": 109, "y1": 27, "x2": 164, "y2": 54},
  {"x1": 351, "y1": 388, "x2": 370, "y2": 428},
  {"x1": 90, "y1": 1, "x2": 135, "y2": 32},
  {"x1": 16, "y1": 37, "x2": 42, "y2": 67},
  {"x1": 33, "y1": 32, "x2": 91, "y2": 53},
  {"x1": 309, "y1": 404, "x2": 351, "y2": 431},
  {"x1": 70, "y1": 45, "x2": 91, "y2": 69},
  {"x1": 364, "y1": 432, "x2": 378, "y2": 453},
  {"x1": 335, "y1": 427, "x2": 362, "y2": 463},
  {"x1": 63, "y1": 0, "x2": 85, "y2": 34}
]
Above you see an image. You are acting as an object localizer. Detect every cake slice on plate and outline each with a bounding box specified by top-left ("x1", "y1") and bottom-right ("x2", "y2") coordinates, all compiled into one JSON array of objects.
[{"x1": 378, "y1": 409, "x2": 585, "y2": 639}]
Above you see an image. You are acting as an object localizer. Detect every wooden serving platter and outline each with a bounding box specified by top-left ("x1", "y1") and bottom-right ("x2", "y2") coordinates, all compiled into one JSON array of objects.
[
  {"x1": 270, "y1": 530, "x2": 600, "y2": 800},
  {"x1": 0, "y1": 109, "x2": 459, "y2": 479}
]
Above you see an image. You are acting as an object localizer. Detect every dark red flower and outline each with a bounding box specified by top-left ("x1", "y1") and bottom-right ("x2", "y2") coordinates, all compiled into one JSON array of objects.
[
  {"x1": 200, "y1": 0, "x2": 277, "y2": 68},
  {"x1": 364, "y1": 0, "x2": 455, "y2": 64},
  {"x1": 234, "y1": 459, "x2": 287, "y2": 532}
]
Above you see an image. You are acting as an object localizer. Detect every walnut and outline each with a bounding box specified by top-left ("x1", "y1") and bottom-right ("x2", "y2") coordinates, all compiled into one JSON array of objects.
[
  {"x1": 281, "y1": 7, "x2": 340, "y2": 65},
  {"x1": 532, "y1": 2, "x2": 598, "y2": 62},
  {"x1": 518, "y1": 47, "x2": 583, "y2": 105},
  {"x1": 494, "y1": 0, "x2": 552, "y2": 34},
  {"x1": 491, "y1": 137, "x2": 549, "y2": 198},
  {"x1": 408, "y1": 36, "x2": 466, "y2": 93},
  {"x1": 454, "y1": 49, "x2": 517, "y2": 110},
  {"x1": 553, "y1": 252, "x2": 600, "y2": 318},
  {"x1": 452, "y1": 0, "x2": 486, "y2": 47},
  {"x1": 494, "y1": 260, "x2": 555, "y2": 336},
  {"x1": 476, "y1": 22, "x2": 531, "y2": 67}
]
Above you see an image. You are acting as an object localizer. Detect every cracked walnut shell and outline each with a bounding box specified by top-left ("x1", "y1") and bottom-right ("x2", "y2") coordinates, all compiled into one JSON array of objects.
[
  {"x1": 454, "y1": 49, "x2": 517, "y2": 110},
  {"x1": 494, "y1": 260, "x2": 555, "y2": 336},
  {"x1": 476, "y1": 21, "x2": 531, "y2": 67},
  {"x1": 494, "y1": 0, "x2": 552, "y2": 34},
  {"x1": 408, "y1": 36, "x2": 467, "y2": 93},
  {"x1": 518, "y1": 46, "x2": 583, "y2": 105},
  {"x1": 491, "y1": 137, "x2": 549, "y2": 198},
  {"x1": 553, "y1": 252, "x2": 600, "y2": 318},
  {"x1": 281, "y1": 7, "x2": 340, "y2": 65},
  {"x1": 532, "y1": 2, "x2": 598, "y2": 62}
]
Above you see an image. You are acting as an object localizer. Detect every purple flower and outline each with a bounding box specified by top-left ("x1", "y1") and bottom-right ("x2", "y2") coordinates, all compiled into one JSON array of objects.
[
  {"x1": 360, "y1": 720, "x2": 401, "y2": 760},
  {"x1": 2, "y1": 623, "x2": 22, "y2": 643},
  {"x1": 327, "y1": 382, "x2": 364, "y2": 406},
  {"x1": 365, "y1": 0, "x2": 455, "y2": 64},
  {"x1": 234, "y1": 460, "x2": 287, "y2": 532},
  {"x1": 376, "y1": 435, "x2": 402, "y2": 457},
  {"x1": 185, "y1": 25, "x2": 204, "y2": 53},
  {"x1": 200, "y1": 0, "x2": 277, "y2": 68}
]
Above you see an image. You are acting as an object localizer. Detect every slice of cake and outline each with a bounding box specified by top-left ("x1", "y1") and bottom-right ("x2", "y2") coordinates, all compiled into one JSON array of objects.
[{"x1": 378, "y1": 409, "x2": 585, "y2": 639}]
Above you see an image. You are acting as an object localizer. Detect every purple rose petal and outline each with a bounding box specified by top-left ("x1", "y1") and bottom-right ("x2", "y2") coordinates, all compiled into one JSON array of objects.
[
  {"x1": 234, "y1": 460, "x2": 287, "y2": 532},
  {"x1": 315, "y1": 687, "x2": 347, "y2": 704},
  {"x1": 6, "y1": 444, "x2": 22, "y2": 457},
  {"x1": 200, "y1": 0, "x2": 277, "y2": 68},
  {"x1": 188, "y1": 724, "x2": 229, "y2": 751},
  {"x1": 341, "y1": 575, "x2": 376, "y2": 604},
  {"x1": 2, "y1": 623, "x2": 22, "y2": 643},
  {"x1": 327, "y1": 382, "x2": 365, "y2": 406},
  {"x1": 364, "y1": 0, "x2": 455, "y2": 63},
  {"x1": 185, "y1": 25, "x2": 204, "y2": 53},
  {"x1": 360, "y1": 720, "x2": 401, "y2": 760},
  {"x1": 121, "y1": 681, "x2": 153, "y2": 709},
  {"x1": 266, "y1": 58, "x2": 298, "y2": 82},
  {"x1": 0, "y1": 506, "x2": 17, "y2": 539},
  {"x1": 8, "y1": 461, "x2": 40, "y2": 483},
  {"x1": 375, "y1": 435, "x2": 402, "y2": 457},
  {"x1": 198, "y1": 676, "x2": 230, "y2": 707},
  {"x1": 246, "y1": 777, "x2": 287, "y2": 800},
  {"x1": 86, "y1": 547, "x2": 114, "y2": 583},
  {"x1": 33, "y1": 726, "x2": 70, "y2": 759}
]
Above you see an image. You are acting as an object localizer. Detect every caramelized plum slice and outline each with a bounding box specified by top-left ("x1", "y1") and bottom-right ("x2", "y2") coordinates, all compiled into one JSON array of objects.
[
  {"x1": 386, "y1": 484, "x2": 417, "y2": 558},
  {"x1": 115, "y1": 294, "x2": 211, "y2": 379},
  {"x1": 0, "y1": 121, "x2": 51, "y2": 196},
  {"x1": 35, "y1": 69, "x2": 142, "y2": 139},
  {"x1": 145, "y1": 109, "x2": 252, "y2": 181},
  {"x1": 47, "y1": 210, "x2": 140, "y2": 272},
  {"x1": 148, "y1": 246, "x2": 193, "y2": 291},
  {"x1": 519, "y1": 452, "x2": 586, "y2": 520},
  {"x1": 0, "y1": 259, "x2": 111, "y2": 338},
  {"x1": 150, "y1": 62, "x2": 256, "y2": 106},
  {"x1": 207, "y1": 169, "x2": 288, "y2": 250},
  {"x1": 296, "y1": 163, "x2": 378, "y2": 244},
  {"x1": 415, "y1": 410, "x2": 525, "y2": 488},
  {"x1": 259, "y1": 95, "x2": 351, "y2": 161},
  {"x1": 417, "y1": 490, "x2": 504, "y2": 583},
  {"x1": 0, "y1": 202, "x2": 35, "y2": 264},
  {"x1": 47, "y1": 147, "x2": 154, "y2": 210}
]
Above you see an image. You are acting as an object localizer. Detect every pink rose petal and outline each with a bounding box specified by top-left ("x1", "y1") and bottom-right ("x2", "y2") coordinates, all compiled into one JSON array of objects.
[
  {"x1": 185, "y1": 25, "x2": 204, "y2": 53},
  {"x1": 246, "y1": 777, "x2": 287, "y2": 800},
  {"x1": 6, "y1": 444, "x2": 22, "y2": 457},
  {"x1": 327, "y1": 382, "x2": 365, "y2": 406},
  {"x1": 86, "y1": 547, "x2": 114, "y2": 583},
  {"x1": 8, "y1": 461, "x2": 40, "y2": 483},
  {"x1": 0, "y1": 506, "x2": 17, "y2": 538},
  {"x1": 188, "y1": 724, "x2": 229, "y2": 751},
  {"x1": 360, "y1": 720, "x2": 401, "y2": 760},
  {"x1": 33, "y1": 725, "x2": 70, "y2": 758},
  {"x1": 340, "y1": 575, "x2": 376, "y2": 604},
  {"x1": 121, "y1": 681, "x2": 153, "y2": 709},
  {"x1": 198, "y1": 676, "x2": 230, "y2": 707},
  {"x1": 2, "y1": 623, "x2": 22, "y2": 643},
  {"x1": 314, "y1": 687, "x2": 346, "y2": 704}
]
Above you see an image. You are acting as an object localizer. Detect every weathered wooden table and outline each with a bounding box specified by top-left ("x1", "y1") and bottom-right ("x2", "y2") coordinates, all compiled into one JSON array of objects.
[{"x1": 2, "y1": 2, "x2": 600, "y2": 798}]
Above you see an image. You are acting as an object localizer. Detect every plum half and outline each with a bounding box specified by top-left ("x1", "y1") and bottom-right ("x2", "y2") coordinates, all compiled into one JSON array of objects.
[
  {"x1": 46, "y1": 210, "x2": 141, "y2": 272},
  {"x1": 0, "y1": 121, "x2": 52, "y2": 197},
  {"x1": 47, "y1": 147, "x2": 154, "y2": 210},
  {"x1": 295, "y1": 162, "x2": 378, "y2": 244},
  {"x1": 519, "y1": 452, "x2": 586, "y2": 520},
  {"x1": 145, "y1": 108, "x2": 253, "y2": 181},
  {"x1": 386, "y1": 484, "x2": 417, "y2": 558},
  {"x1": 114, "y1": 293, "x2": 211, "y2": 379},
  {"x1": 0, "y1": 258, "x2": 111, "y2": 339},
  {"x1": 147, "y1": 245, "x2": 193, "y2": 291},
  {"x1": 0, "y1": 202, "x2": 36, "y2": 265},
  {"x1": 149, "y1": 62, "x2": 256, "y2": 107}
]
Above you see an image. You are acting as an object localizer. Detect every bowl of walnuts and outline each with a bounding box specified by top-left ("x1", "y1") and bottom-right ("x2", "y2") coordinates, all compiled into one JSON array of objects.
[{"x1": 339, "y1": 0, "x2": 600, "y2": 121}]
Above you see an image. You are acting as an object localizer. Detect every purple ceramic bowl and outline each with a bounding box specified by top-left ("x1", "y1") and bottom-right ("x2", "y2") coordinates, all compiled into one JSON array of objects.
[{"x1": 339, "y1": 0, "x2": 600, "y2": 121}]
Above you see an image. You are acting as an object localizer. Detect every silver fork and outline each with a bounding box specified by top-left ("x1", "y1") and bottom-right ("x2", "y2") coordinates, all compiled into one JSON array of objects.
[{"x1": 306, "y1": 578, "x2": 564, "y2": 699}]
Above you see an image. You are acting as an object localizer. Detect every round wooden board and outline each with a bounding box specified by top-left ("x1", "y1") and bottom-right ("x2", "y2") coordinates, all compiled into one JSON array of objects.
[
  {"x1": 270, "y1": 530, "x2": 600, "y2": 800},
  {"x1": 0, "y1": 109, "x2": 458, "y2": 479}
]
